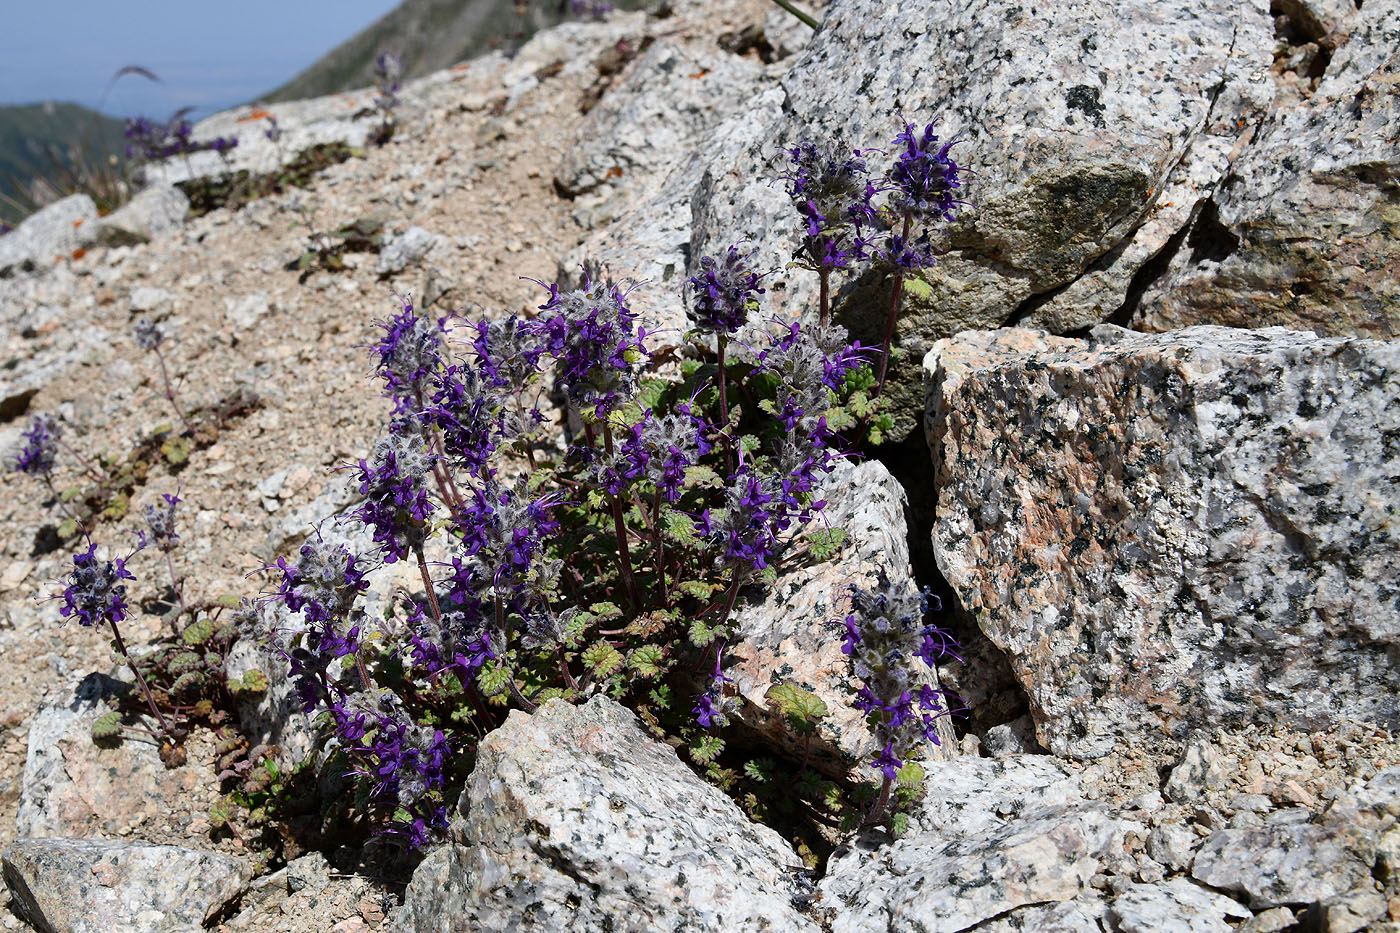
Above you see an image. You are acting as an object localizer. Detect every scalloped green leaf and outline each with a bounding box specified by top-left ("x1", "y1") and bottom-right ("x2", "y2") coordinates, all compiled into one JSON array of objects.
[
  {"x1": 91, "y1": 710, "x2": 122, "y2": 740},
  {"x1": 767, "y1": 683, "x2": 829, "y2": 728},
  {"x1": 581, "y1": 642, "x2": 624, "y2": 679},
  {"x1": 689, "y1": 733, "x2": 724, "y2": 765},
  {"x1": 181, "y1": 618, "x2": 214, "y2": 646},
  {"x1": 807, "y1": 527, "x2": 848, "y2": 563},
  {"x1": 626, "y1": 644, "x2": 665, "y2": 679}
]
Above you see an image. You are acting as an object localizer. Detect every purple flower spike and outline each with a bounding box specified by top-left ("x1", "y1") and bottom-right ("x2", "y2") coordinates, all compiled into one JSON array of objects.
[
  {"x1": 59, "y1": 542, "x2": 136, "y2": 629},
  {"x1": 688, "y1": 245, "x2": 765, "y2": 337},
  {"x1": 14, "y1": 414, "x2": 59, "y2": 476},
  {"x1": 889, "y1": 122, "x2": 962, "y2": 223},
  {"x1": 871, "y1": 743, "x2": 902, "y2": 781}
]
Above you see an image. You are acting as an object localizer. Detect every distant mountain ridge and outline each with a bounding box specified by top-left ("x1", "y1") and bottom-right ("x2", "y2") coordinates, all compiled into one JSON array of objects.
[
  {"x1": 261, "y1": 0, "x2": 645, "y2": 103},
  {"x1": 0, "y1": 103, "x2": 126, "y2": 223}
]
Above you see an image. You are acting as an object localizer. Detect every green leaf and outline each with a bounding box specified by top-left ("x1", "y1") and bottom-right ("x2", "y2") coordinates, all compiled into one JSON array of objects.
[
  {"x1": 476, "y1": 661, "x2": 510, "y2": 698},
  {"x1": 743, "y1": 758, "x2": 777, "y2": 783},
  {"x1": 588, "y1": 602, "x2": 622, "y2": 623},
  {"x1": 208, "y1": 796, "x2": 232, "y2": 827},
  {"x1": 737, "y1": 434, "x2": 761, "y2": 457},
  {"x1": 581, "y1": 642, "x2": 624, "y2": 679},
  {"x1": 662, "y1": 509, "x2": 701, "y2": 547},
  {"x1": 586, "y1": 489, "x2": 607, "y2": 510},
  {"x1": 160, "y1": 436, "x2": 191, "y2": 465},
  {"x1": 626, "y1": 644, "x2": 666, "y2": 679},
  {"x1": 58, "y1": 519, "x2": 79, "y2": 540},
  {"x1": 676, "y1": 579, "x2": 718, "y2": 600},
  {"x1": 824, "y1": 406, "x2": 856, "y2": 432},
  {"x1": 892, "y1": 811, "x2": 911, "y2": 838},
  {"x1": 688, "y1": 618, "x2": 720, "y2": 648},
  {"x1": 636, "y1": 377, "x2": 670, "y2": 413},
  {"x1": 91, "y1": 710, "x2": 122, "y2": 740},
  {"x1": 682, "y1": 465, "x2": 722, "y2": 489},
  {"x1": 231, "y1": 670, "x2": 268, "y2": 695},
  {"x1": 690, "y1": 733, "x2": 724, "y2": 765},
  {"x1": 181, "y1": 618, "x2": 215, "y2": 645},
  {"x1": 807, "y1": 527, "x2": 848, "y2": 562},
  {"x1": 766, "y1": 683, "x2": 829, "y2": 731},
  {"x1": 171, "y1": 670, "x2": 207, "y2": 694},
  {"x1": 896, "y1": 760, "x2": 926, "y2": 788},
  {"x1": 215, "y1": 594, "x2": 243, "y2": 609},
  {"x1": 60, "y1": 487, "x2": 84, "y2": 503},
  {"x1": 168, "y1": 651, "x2": 203, "y2": 674}
]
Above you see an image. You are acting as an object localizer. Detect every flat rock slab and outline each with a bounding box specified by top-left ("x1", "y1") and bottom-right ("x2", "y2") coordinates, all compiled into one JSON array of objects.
[
  {"x1": 0, "y1": 195, "x2": 97, "y2": 275},
  {"x1": 926, "y1": 325, "x2": 1400, "y2": 760},
  {"x1": 395, "y1": 696, "x2": 818, "y2": 933},
  {"x1": 1109, "y1": 878, "x2": 1251, "y2": 932},
  {"x1": 1191, "y1": 807, "x2": 1376, "y2": 909},
  {"x1": 820, "y1": 755, "x2": 1135, "y2": 932},
  {"x1": 2, "y1": 836, "x2": 251, "y2": 933}
]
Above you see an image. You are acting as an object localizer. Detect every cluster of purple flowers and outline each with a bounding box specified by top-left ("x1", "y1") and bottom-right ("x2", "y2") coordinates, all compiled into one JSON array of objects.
[
  {"x1": 14, "y1": 414, "x2": 59, "y2": 476},
  {"x1": 531, "y1": 275, "x2": 649, "y2": 419},
  {"x1": 142, "y1": 493, "x2": 180, "y2": 551},
  {"x1": 687, "y1": 245, "x2": 765, "y2": 338},
  {"x1": 840, "y1": 580, "x2": 960, "y2": 780},
  {"x1": 352, "y1": 420, "x2": 436, "y2": 564},
  {"x1": 133, "y1": 317, "x2": 166, "y2": 352},
  {"x1": 592, "y1": 407, "x2": 707, "y2": 504},
  {"x1": 59, "y1": 542, "x2": 136, "y2": 629},
  {"x1": 370, "y1": 296, "x2": 444, "y2": 409},
  {"x1": 124, "y1": 115, "x2": 238, "y2": 164},
  {"x1": 692, "y1": 643, "x2": 736, "y2": 728}
]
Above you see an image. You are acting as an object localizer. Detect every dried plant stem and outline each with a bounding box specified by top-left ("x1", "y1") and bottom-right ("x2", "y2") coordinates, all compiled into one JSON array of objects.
[
  {"x1": 152, "y1": 346, "x2": 195, "y2": 436},
  {"x1": 108, "y1": 619, "x2": 172, "y2": 735},
  {"x1": 55, "y1": 438, "x2": 105, "y2": 484},
  {"x1": 769, "y1": 0, "x2": 819, "y2": 29}
]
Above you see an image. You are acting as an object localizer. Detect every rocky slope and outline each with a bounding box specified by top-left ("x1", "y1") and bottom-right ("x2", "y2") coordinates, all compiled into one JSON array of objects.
[{"x1": 0, "y1": 0, "x2": 1397, "y2": 930}]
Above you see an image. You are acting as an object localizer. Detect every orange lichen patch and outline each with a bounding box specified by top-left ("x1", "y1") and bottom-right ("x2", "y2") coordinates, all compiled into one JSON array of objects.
[
  {"x1": 236, "y1": 108, "x2": 273, "y2": 123},
  {"x1": 452, "y1": 62, "x2": 473, "y2": 72},
  {"x1": 72, "y1": 219, "x2": 85, "y2": 228},
  {"x1": 71, "y1": 248, "x2": 87, "y2": 261},
  {"x1": 606, "y1": 167, "x2": 624, "y2": 179},
  {"x1": 688, "y1": 70, "x2": 710, "y2": 79}
]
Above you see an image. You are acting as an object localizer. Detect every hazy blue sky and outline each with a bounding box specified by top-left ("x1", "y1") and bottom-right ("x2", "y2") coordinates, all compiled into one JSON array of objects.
[{"x1": 0, "y1": 1, "x2": 400, "y2": 119}]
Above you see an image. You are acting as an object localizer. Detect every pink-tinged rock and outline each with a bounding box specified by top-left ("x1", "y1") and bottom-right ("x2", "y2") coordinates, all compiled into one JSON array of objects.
[{"x1": 925, "y1": 325, "x2": 1400, "y2": 760}]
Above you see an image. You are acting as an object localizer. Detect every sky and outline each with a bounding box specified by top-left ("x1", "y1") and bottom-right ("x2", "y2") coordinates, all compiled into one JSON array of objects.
[{"x1": 0, "y1": 1, "x2": 401, "y2": 120}]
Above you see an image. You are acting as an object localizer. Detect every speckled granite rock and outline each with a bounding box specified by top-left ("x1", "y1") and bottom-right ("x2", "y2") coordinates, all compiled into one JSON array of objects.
[
  {"x1": 1109, "y1": 878, "x2": 1251, "y2": 933},
  {"x1": 2, "y1": 836, "x2": 251, "y2": 933},
  {"x1": 395, "y1": 696, "x2": 818, "y2": 933},
  {"x1": 0, "y1": 195, "x2": 98, "y2": 276},
  {"x1": 727, "y1": 458, "x2": 957, "y2": 780},
  {"x1": 925, "y1": 325, "x2": 1400, "y2": 760},
  {"x1": 94, "y1": 185, "x2": 189, "y2": 248},
  {"x1": 687, "y1": 0, "x2": 1274, "y2": 439},
  {"x1": 1135, "y1": 0, "x2": 1400, "y2": 338},
  {"x1": 819, "y1": 755, "x2": 1137, "y2": 932}
]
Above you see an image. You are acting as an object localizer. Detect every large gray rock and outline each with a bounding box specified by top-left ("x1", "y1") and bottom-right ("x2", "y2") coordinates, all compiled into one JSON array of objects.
[
  {"x1": 1191, "y1": 807, "x2": 1375, "y2": 909},
  {"x1": 2, "y1": 836, "x2": 251, "y2": 933},
  {"x1": 395, "y1": 696, "x2": 818, "y2": 933},
  {"x1": 687, "y1": 0, "x2": 1275, "y2": 439},
  {"x1": 925, "y1": 325, "x2": 1400, "y2": 760},
  {"x1": 94, "y1": 184, "x2": 189, "y2": 247},
  {"x1": 819, "y1": 755, "x2": 1137, "y2": 932},
  {"x1": 17, "y1": 672, "x2": 204, "y2": 839},
  {"x1": 0, "y1": 195, "x2": 98, "y2": 275},
  {"x1": 728, "y1": 458, "x2": 957, "y2": 780},
  {"x1": 1135, "y1": 0, "x2": 1400, "y2": 338}
]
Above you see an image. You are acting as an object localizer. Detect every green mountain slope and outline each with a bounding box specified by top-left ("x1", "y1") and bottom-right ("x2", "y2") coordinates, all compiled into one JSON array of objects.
[
  {"x1": 0, "y1": 103, "x2": 127, "y2": 223},
  {"x1": 261, "y1": 0, "x2": 644, "y2": 103}
]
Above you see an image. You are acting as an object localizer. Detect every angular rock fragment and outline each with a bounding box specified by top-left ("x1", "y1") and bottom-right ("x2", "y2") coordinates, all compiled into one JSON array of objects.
[
  {"x1": 396, "y1": 696, "x2": 818, "y2": 933},
  {"x1": 0, "y1": 194, "x2": 97, "y2": 275},
  {"x1": 926, "y1": 325, "x2": 1400, "y2": 760},
  {"x1": 1109, "y1": 878, "x2": 1251, "y2": 933},
  {"x1": 2, "y1": 836, "x2": 250, "y2": 933}
]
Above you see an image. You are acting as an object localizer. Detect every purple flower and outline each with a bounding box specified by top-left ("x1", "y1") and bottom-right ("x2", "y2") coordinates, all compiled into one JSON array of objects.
[
  {"x1": 374, "y1": 53, "x2": 403, "y2": 114},
  {"x1": 871, "y1": 743, "x2": 902, "y2": 781},
  {"x1": 693, "y1": 644, "x2": 735, "y2": 728},
  {"x1": 370, "y1": 297, "x2": 443, "y2": 408},
  {"x1": 14, "y1": 414, "x2": 59, "y2": 476},
  {"x1": 888, "y1": 122, "x2": 962, "y2": 223},
  {"x1": 568, "y1": 0, "x2": 613, "y2": 18},
  {"x1": 687, "y1": 245, "x2": 765, "y2": 337},
  {"x1": 143, "y1": 492, "x2": 180, "y2": 550},
  {"x1": 351, "y1": 420, "x2": 436, "y2": 563},
  {"x1": 133, "y1": 317, "x2": 166, "y2": 352},
  {"x1": 530, "y1": 273, "x2": 649, "y2": 419},
  {"x1": 59, "y1": 542, "x2": 135, "y2": 628},
  {"x1": 782, "y1": 140, "x2": 880, "y2": 272}
]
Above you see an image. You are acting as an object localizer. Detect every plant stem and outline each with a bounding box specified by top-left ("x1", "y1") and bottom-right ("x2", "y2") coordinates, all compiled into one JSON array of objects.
[
  {"x1": 875, "y1": 213, "x2": 913, "y2": 396},
  {"x1": 818, "y1": 267, "x2": 831, "y2": 329},
  {"x1": 651, "y1": 491, "x2": 668, "y2": 609},
  {"x1": 162, "y1": 547, "x2": 185, "y2": 636},
  {"x1": 55, "y1": 438, "x2": 104, "y2": 484},
  {"x1": 864, "y1": 775, "x2": 893, "y2": 827},
  {"x1": 769, "y1": 0, "x2": 820, "y2": 29},
  {"x1": 717, "y1": 335, "x2": 733, "y2": 476},
  {"x1": 152, "y1": 346, "x2": 195, "y2": 436},
  {"x1": 108, "y1": 618, "x2": 172, "y2": 735},
  {"x1": 601, "y1": 422, "x2": 640, "y2": 608}
]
